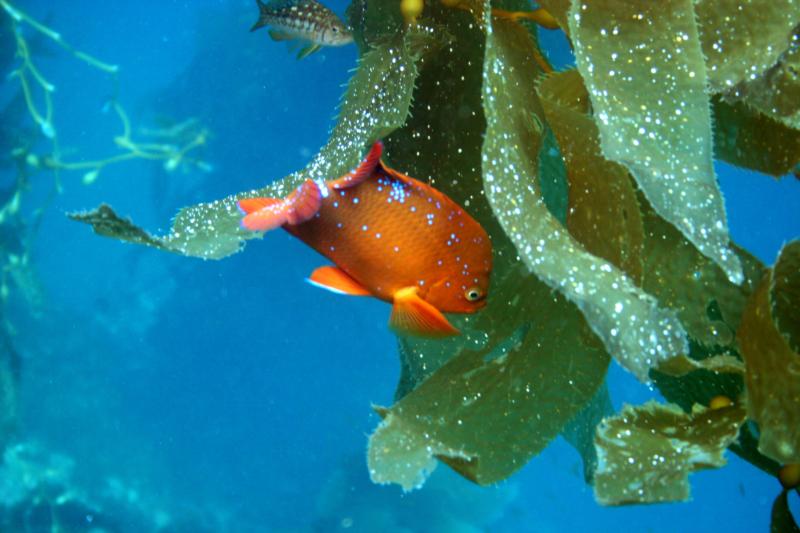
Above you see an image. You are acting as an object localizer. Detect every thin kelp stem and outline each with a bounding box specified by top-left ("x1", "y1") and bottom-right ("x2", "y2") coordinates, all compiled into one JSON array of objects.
[{"x1": 1, "y1": 0, "x2": 118, "y2": 73}]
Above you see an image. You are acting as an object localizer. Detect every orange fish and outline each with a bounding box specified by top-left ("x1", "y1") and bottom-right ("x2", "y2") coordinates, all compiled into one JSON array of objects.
[{"x1": 237, "y1": 141, "x2": 492, "y2": 337}]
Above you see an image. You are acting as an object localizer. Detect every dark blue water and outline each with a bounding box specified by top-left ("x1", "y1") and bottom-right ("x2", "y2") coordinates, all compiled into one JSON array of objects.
[{"x1": 3, "y1": 1, "x2": 799, "y2": 531}]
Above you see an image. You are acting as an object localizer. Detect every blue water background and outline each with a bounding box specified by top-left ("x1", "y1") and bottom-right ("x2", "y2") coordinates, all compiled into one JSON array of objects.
[{"x1": 4, "y1": 0, "x2": 800, "y2": 531}]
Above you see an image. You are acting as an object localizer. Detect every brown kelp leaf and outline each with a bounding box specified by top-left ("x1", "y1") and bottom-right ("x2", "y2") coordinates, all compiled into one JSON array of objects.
[
  {"x1": 771, "y1": 240, "x2": 800, "y2": 353},
  {"x1": 539, "y1": 69, "x2": 644, "y2": 283},
  {"x1": 695, "y1": 0, "x2": 799, "y2": 93},
  {"x1": 536, "y1": 0, "x2": 571, "y2": 33},
  {"x1": 68, "y1": 204, "x2": 172, "y2": 251},
  {"x1": 71, "y1": 29, "x2": 435, "y2": 259},
  {"x1": 368, "y1": 266, "x2": 610, "y2": 490},
  {"x1": 639, "y1": 194, "x2": 765, "y2": 347},
  {"x1": 725, "y1": 26, "x2": 800, "y2": 130},
  {"x1": 656, "y1": 353, "x2": 745, "y2": 378},
  {"x1": 712, "y1": 96, "x2": 800, "y2": 177},
  {"x1": 738, "y1": 245, "x2": 800, "y2": 464},
  {"x1": 594, "y1": 401, "x2": 745, "y2": 505},
  {"x1": 482, "y1": 3, "x2": 686, "y2": 382},
  {"x1": 568, "y1": 0, "x2": 743, "y2": 284}
]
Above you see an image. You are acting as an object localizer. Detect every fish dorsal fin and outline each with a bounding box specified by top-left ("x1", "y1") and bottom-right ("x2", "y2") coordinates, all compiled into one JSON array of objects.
[
  {"x1": 307, "y1": 266, "x2": 371, "y2": 296},
  {"x1": 285, "y1": 179, "x2": 322, "y2": 224},
  {"x1": 328, "y1": 141, "x2": 384, "y2": 190},
  {"x1": 238, "y1": 179, "x2": 321, "y2": 231},
  {"x1": 389, "y1": 287, "x2": 460, "y2": 338}
]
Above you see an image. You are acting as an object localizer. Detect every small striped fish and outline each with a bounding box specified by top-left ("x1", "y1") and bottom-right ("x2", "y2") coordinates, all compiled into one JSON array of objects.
[{"x1": 250, "y1": 0, "x2": 353, "y2": 59}]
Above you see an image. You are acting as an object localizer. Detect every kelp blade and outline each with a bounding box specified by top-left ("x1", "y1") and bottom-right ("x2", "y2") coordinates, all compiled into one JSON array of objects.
[
  {"x1": 712, "y1": 96, "x2": 800, "y2": 178},
  {"x1": 481, "y1": 3, "x2": 686, "y2": 382},
  {"x1": 367, "y1": 2, "x2": 607, "y2": 492},
  {"x1": 738, "y1": 241, "x2": 800, "y2": 464},
  {"x1": 71, "y1": 29, "x2": 436, "y2": 259},
  {"x1": 568, "y1": 0, "x2": 743, "y2": 284},
  {"x1": 695, "y1": 0, "x2": 799, "y2": 94},
  {"x1": 594, "y1": 401, "x2": 745, "y2": 505},
  {"x1": 539, "y1": 69, "x2": 645, "y2": 284},
  {"x1": 368, "y1": 266, "x2": 610, "y2": 490}
]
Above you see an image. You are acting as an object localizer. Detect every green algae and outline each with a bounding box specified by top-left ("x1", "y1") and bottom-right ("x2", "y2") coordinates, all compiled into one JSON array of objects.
[
  {"x1": 568, "y1": 0, "x2": 743, "y2": 284},
  {"x1": 594, "y1": 401, "x2": 745, "y2": 505},
  {"x1": 738, "y1": 241, "x2": 800, "y2": 464}
]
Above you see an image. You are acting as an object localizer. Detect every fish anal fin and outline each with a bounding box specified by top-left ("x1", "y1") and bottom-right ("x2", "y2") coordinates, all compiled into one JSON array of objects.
[
  {"x1": 268, "y1": 29, "x2": 293, "y2": 41},
  {"x1": 297, "y1": 43, "x2": 321, "y2": 59},
  {"x1": 238, "y1": 179, "x2": 321, "y2": 231},
  {"x1": 329, "y1": 141, "x2": 384, "y2": 190},
  {"x1": 308, "y1": 266, "x2": 371, "y2": 296},
  {"x1": 390, "y1": 287, "x2": 460, "y2": 338}
]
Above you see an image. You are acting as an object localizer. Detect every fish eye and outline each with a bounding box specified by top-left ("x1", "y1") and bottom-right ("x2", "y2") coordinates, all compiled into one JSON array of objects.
[
  {"x1": 465, "y1": 287, "x2": 484, "y2": 302},
  {"x1": 332, "y1": 27, "x2": 339, "y2": 32}
]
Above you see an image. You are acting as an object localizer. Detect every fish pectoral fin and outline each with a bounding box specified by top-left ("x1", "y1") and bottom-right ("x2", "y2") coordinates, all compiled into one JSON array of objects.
[
  {"x1": 237, "y1": 179, "x2": 321, "y2": 231},
  {"x1": 268, "y1": 29, "x2": 294, "y2": 41},
  {"x1": 307, "y1": 266, "x2": 371, "y2": 296},
  {"x1": 389, "y1": 287, "x2": 460, "y2": 338},
  {"x1": 297, "y1": 43, "x2": 321, "y2": 59},
  {"x1": 328, "y1": 141, "x2": 383, "y2": 190}
]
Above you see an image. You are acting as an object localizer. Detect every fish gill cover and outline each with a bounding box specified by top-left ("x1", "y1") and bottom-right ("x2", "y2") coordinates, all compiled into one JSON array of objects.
[{"x1": 68, "y1": 0, "x2": 799, "y2": 525}]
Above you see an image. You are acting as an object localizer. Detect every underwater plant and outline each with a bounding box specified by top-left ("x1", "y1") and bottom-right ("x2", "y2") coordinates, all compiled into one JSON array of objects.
[
  {"x1": 0, "y1": 0, "x2": 213, "y2": 479},
  {"x1": 0, "y1": 0, "x2": 211, "y2": 334},
  {"x1": 71, "y1": 0, "x2": 799, "y2": 528}
]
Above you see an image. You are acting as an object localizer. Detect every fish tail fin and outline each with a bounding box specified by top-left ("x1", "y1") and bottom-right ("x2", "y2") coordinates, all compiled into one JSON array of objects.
[
  {"x1": 250, "y1": 0, "x2": 272, "y2": 32},
  {"x1": 237, "y1": 179, "x2": 322, "y2": 232}
]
